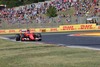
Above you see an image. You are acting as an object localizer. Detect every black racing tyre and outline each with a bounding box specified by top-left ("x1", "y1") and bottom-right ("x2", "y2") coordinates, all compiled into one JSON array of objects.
[
  {"x1": 16, "y1": 34, "x2": 20, "y2": 41},
  {"x1": 34, "y1": 33, "x2": 42, "y2": 41},
  {"x1": 38, "y1": 39, "x2": 42, "y2": 41}
]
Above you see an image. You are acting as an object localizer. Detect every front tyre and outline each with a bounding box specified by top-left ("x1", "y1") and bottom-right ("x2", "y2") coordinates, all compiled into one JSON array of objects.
[{"x1": 16, "y1": 34, "x2": 20, "y2": 41}]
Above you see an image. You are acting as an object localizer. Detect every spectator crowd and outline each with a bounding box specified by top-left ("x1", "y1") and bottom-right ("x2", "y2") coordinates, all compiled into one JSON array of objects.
[{"x1": 0, "y1": 0, "x2": 99, "y2": 25}]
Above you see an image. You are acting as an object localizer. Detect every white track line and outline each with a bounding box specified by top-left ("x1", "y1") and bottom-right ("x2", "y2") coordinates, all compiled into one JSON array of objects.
[
  {"x1": 57, "y1": 44, "x2": 100, "y2": 51},
  {"x1": 67, "y1": 46, "x2": 100, "y2": 51}
]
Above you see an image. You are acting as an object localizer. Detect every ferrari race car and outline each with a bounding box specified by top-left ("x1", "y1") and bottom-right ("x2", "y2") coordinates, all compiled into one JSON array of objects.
[{"x1": 15, "y1": 30, "x2": 42, "y2": 41}]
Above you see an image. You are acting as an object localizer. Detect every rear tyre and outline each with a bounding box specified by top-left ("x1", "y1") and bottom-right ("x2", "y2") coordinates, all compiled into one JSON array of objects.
[
  {"x1": 38, "y1": 39, "x2": 42, "y2": 41},
  {"x1": 34, "y1": 33, "x2": 42, "y2": 41},
  {"x1": 16, "y1": 34, "x2": 20, "y2": 41},
  {"x1": 35, "y1": 33, "x2": 42, "y2": 37}
]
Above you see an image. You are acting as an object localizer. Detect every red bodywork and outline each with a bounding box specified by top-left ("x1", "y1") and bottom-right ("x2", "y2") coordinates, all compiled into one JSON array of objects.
[
  {"x1": 24, "y1": 32, "x2": 35, "y2": 40},
  {"x1": 16, "y1": 29, "x2": 41, "y2": 41},
  {"x1": 18, "y1": 29, "x2": 41, "y2": 41}
]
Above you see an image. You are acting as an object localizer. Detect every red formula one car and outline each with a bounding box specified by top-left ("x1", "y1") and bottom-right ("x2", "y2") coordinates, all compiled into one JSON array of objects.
[{"x1": 15, "y1": 29, "x2": 42, "y2": 41}]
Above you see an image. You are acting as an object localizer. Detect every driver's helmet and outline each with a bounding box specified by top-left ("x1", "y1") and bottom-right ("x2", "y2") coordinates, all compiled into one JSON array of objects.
[
  {"x1": 27, "y1": 29, "x2": 30, "y2": 33},
  {"x1": 27, "y1": 29, "x2": 30, "y2": 32}
]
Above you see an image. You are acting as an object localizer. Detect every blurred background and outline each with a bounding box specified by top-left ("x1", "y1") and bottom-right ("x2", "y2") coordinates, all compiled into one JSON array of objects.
[{"x1": 0, "y1": 0, "x2": 100, "y2": 29}]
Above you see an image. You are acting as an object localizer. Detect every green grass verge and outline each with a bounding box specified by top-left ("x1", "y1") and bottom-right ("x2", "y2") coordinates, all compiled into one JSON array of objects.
[{"x1": 0, "y1": 39, "x2": 100, "y2": 67}]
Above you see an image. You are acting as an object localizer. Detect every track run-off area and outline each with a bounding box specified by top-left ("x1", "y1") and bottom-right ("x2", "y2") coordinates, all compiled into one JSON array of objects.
[{"x1": 1, "y1": 31, "x2": 100, "y2": 50}]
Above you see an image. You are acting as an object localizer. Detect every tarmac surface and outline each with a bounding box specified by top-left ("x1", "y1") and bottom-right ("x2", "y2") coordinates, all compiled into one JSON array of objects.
[{"x1": 2, "y1": 32, "x2": 100, "y2": 50}]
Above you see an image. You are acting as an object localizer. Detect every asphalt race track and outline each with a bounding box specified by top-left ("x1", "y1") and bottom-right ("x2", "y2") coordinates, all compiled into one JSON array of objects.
[
  {"x1": 2, "y1": 32, "x2": 100, "y2": 50},
  {"x1": 42, "y1": 34, "x2": 100, "y2": 49}
]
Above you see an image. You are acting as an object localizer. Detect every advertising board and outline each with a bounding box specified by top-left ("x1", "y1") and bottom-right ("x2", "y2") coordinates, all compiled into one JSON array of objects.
[
  {"x1": 0, "y1": 24, "x2": 98, "y2": 34},
  {"x1": 59, "y1": 24, "x2": 96, "y2": 32}
]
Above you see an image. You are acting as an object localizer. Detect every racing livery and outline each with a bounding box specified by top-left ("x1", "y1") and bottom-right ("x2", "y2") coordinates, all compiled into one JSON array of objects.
[{"x1": 15, "y1": 29, "x2": 42, "y2": 41}]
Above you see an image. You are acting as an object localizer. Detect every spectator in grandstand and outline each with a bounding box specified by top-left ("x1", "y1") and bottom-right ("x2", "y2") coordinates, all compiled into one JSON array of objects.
[{"x1": 0, "y1": 0, "x2": 99, "y2": 25}]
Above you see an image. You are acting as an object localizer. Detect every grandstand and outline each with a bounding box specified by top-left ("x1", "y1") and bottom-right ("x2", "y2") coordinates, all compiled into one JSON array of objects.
[{"x1": 0, "y1": 0, "x2": 100, "y2": 29}]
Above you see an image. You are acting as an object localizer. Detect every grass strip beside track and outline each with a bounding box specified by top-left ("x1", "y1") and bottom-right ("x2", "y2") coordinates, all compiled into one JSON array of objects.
[{"x1": 0, "y1": 39, "x2": 100, "y2": 67}]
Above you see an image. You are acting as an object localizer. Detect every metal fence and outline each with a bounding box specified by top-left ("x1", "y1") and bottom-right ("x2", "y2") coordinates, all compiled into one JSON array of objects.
[{"x1": 0, "y1": 16, "x2": 99, "y2": 29}]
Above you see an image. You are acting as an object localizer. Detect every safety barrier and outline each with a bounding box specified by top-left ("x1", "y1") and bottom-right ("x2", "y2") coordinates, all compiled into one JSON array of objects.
[
  {"x1": 0, "y1": 24, "x2": 99, "y2": 34},
  {"x1": 0, "y1": 29, "x2": 20, "y2": 34},
  {"x1": 59, "y1": 24, "x2": 96, "y2": 32}
]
